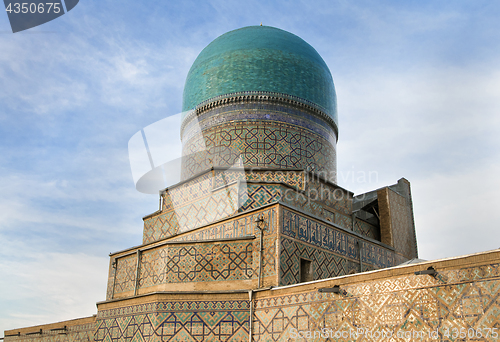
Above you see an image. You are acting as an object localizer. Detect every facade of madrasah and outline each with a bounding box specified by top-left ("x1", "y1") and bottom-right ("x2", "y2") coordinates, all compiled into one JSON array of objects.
[{"x1": 4, "y1": 26, "x2": 500, "y2": 342}]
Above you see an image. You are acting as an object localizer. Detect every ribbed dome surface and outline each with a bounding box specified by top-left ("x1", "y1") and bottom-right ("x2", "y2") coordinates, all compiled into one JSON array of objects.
[{"x1": 182, "y1": 26, "x2": 338, "y2": 125}]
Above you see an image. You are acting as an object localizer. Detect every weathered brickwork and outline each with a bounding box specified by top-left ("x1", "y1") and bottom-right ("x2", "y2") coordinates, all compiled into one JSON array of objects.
[
  {"x1": 388, "y1": 187, "x2": 418, "y2": 259},
  {"x1": 239, "y1": 184, "x2": 282, "y2": 211}
]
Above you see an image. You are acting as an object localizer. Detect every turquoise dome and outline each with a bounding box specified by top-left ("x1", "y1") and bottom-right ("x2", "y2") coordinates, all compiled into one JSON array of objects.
[{"x1": 182, "y1": 26, "x2": 338, "y2": 125}]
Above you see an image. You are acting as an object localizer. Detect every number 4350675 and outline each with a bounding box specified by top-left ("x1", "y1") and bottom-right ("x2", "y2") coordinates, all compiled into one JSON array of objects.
[
  {"x1": 443, "y1": 327, "x2": 498, "y2": 339},
  {"x1": 6, "y1": 3, "x2": 62, "y2": 14}
]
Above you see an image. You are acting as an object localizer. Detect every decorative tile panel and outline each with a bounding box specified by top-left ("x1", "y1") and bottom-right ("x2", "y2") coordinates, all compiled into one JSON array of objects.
[
  {"x1": 138, "y1": 242, "x2": 254, "y2": 288},
  {"x1": 281, "y1": 180, "x2": 352, "y2": 225},
  {"x1": 239, "y1": 184, "x2": 282, "y2": 211},
  {"x1": 143, "y1": 172, "x2": 240, "y2": 244},
  {"x1": 96, "y1": 300, "x2": 250, "y2": 342},
  {"x1": 279, "y1": 237, "x2": 358, "y2": 285},
  {"x1": 169, "y1": 206, "x2": 277, "y2": 242},
  {"x1": 181, "y1": 115, "x2": 336, "y2": 181},
  {"x1": 213, "y1": 169, "x2": 305, "y2": 191},
  {"x1": 111, "y1": 208, "x2": 279, "y2": 296},
  {"x1": 303, "y1": 175, "x2": 351, "y2": 215},
  {"x1": 253, "y1": 263, "x2": 500, "y2": 342},
  {"x1": 282, "y1": 209, "x2": 398, "y2": 270},
  {"x1": 113, "y1": 254, "x2": 138, "y2": 295}
]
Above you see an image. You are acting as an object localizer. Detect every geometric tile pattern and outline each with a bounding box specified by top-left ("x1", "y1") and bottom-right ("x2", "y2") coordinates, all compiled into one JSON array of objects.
[
  {"x1": 184, "y1": 102, "x2": 336, "y2": 146},
  {"x1": 282, "y1": 209, "x2": 357, "y2": 259},
  {"x1": 335, "y1": 213, "x2": 352, "y2": 230},
  {"x1": 106, "y1": 264, "x2": 116, "y2": 300},
  {"x1": 5, "y1": 322, "x2": 95, "y2": 342},
  {"x1": 281, "y1": 209, "x2": 397, "y2": 270},
  {"x1": 145, "y1": 167, "x2": 361, "y2": 246},
  {"x1": 95, "y1": 300, "x2": 250, "y2": 342},
  {"x1": 169, "y1": 207, "x2": 277, "y2": 242},
  {"x1": 181, "y1": 115, "x2": 336, "y2": 182},
  {"x1": 256, "y1": 236, "x2": 278, "y2": 287},
  {"x1": 143, "y1": 211, "x2": 178, "y2": 244},
  {"x1": 171, "y1": 184, "x2": 239, "y2": 233},
  {"x1": 113, "y1": 254, "x2": 138, "y2": 295},
  {"x1": 182, "y1": 26, "x2": 339, "y2": 115},
  {"x1": 394, "y1": 252, "x2": 410, "y2": 266},
  {"x1": 213, "y1": 169, "x2": 305, "y2": 191},
  {"x1": 110, "y1": 208, "x2": 279, "y2": 300},
  {"x1": 279, "y1": 237, "x2": 358, "y2": 285},
  {"x1": 143, "y1": 172, "x2": 240, "y2": 244},
  {"x1": 112, "y1": 241, "x2": 254, "y2": 296},
  {"x1": 139, "y1": 242, "x2": 253, "y2": 287},
  {"x1": 239, "y1": 184, "x2": 282, "y2": 211},
  {"x1": 144, "y1": 169, "x2": 305, "y2": 244},
  {"x1": 253, "y1": 262, "x2": 500, "y2": 341}
]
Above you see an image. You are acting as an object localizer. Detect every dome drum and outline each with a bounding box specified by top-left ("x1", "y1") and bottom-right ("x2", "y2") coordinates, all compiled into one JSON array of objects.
[{"x1": 180, "y1": 97, "x2": 337, "y2": 182}]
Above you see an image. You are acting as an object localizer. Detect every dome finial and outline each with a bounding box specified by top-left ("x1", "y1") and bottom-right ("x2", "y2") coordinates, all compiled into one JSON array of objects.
[{"x1": 260, "y1": 22, "x2": 262, "y2": 26}]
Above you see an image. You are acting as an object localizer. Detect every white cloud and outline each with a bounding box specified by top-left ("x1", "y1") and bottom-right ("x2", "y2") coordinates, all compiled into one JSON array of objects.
[
  {"x1": 413, "y1": 161, "x2": 500, "y2": 260},
  {"x1": 0, "y1": 250, "x2": 108, "y2": 331}
]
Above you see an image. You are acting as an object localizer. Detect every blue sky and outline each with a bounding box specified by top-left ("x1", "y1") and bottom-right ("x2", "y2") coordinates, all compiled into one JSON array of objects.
[{"x1": 1, "y1": 0, "x2": 500, "y2": 333}]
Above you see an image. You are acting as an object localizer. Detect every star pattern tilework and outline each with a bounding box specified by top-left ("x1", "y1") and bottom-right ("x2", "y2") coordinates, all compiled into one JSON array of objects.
[
  {"x1": 112, "y1": 241, "x2": 255, "y2": 297},
  {"x1": 95, "y1": 301, "x2": 250, "y2": 342},
  {"x1": 253, "y1": 262, "x2": 500, "y2": 341},
  {"x1": 181, "y1": 118, "x2": 336, "y2": 181}
]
